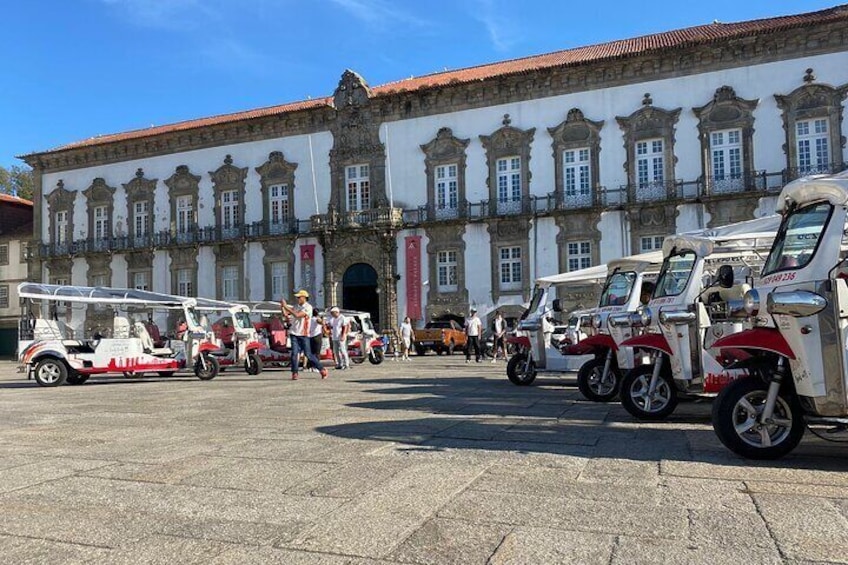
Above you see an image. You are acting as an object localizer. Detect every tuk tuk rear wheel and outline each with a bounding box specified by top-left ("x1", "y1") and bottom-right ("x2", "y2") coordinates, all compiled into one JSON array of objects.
[
  {"x1": 34, "y1": 358, "x2": 68, "y2": 387},
  {"x1": 507, "y1": 353, "x2": 536, "y2": 386},
  {"x1": 577, "y1": 357, "x2": 621, "y2": 402},
  {"x1": 368, "y1": 349, "x2": 384, "y2": 365},
  {"x1": 712, "y1": 376, "x2": 805, "y2": 460},
  {"x1": 620, "y1": 363, "x2": 678, "y2": 421},
  {"x1": 195, "y1": 354, "x2": 220, "y2": 381},
  {"x1": 245, "y1": 352, "x2": 263, "y2": 375}
]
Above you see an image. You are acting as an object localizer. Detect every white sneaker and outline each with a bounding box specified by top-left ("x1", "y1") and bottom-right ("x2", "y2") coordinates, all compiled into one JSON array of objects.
[
  {"x1": 491, "y1": 358, "x2": 496, "y2": 363},
  {"x1": 465, "y1": 359, "x2": 470, "y2": 364}
]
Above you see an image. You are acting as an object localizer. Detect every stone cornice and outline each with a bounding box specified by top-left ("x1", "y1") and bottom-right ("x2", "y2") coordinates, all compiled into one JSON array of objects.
[{"x1": 22, "y1": 18, "x2": 848, "y2": 174}]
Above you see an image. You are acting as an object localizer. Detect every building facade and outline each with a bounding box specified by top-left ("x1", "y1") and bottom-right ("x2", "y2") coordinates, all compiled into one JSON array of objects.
[
  {"x1": 0, "y1": 195, "x2": 33, "y2": 355},
  {"x1": 20, "y1": 6, "x2": 848, "y2": 332}
]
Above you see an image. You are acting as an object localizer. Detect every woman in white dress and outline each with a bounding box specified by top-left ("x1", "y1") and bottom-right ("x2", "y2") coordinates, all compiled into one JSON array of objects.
[{"x1": 399, "y1": 316, "x2": 415, "y2": 361}]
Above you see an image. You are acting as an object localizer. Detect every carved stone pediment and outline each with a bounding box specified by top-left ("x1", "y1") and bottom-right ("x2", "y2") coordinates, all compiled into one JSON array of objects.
[
  {"x1": 170, "y1": 247, "x2": 198, "y2": 268},
  {"x1": 693, "y1": 86, "x2": 758, "y2": 130},
  {"x1": 122, "y1": 168, "x2": 157, "y2": 203},
  {"x1": 333, "y1": 69, "x2": 371, "y2": 109},
  {"x1": 480, "y1": 119, "x2": 536, "y2": 154},
  {"x1": 420, "y1": 127, "x2": 470, "y2": 161},
  {"x1": 82, "y1": 178, "x2": 116, "y2": 203},
  {"x1": 46, "y1": 257, "x2": 73, "y2": 277},
  {"x1": 213, "y1": 242, "x2": 244, "y2": 263},
  {"x1": 209, "y1": 155, "x2": 247, "y2": 189},
  {"x1": 164, "y1": 165, "x2": 201, "y2": 195},
  {"x1": 126, "y1": 250, "x2": 153, "y2": 270},
  {"x1": 548, "y1": 108, "x2": 604, "y2": 145},
  {"x1": 45, "y1": 179, "x2": 76, "y2": 209},
  {"x1": 705, "y1": 197, "x2": 760, "y2": 228},
  {"x1": 616, "y1": 104, "x2": 682, "y2": 139},
  {"x1": 255, "y1": 151, "x2": 298, "y2": 183}
]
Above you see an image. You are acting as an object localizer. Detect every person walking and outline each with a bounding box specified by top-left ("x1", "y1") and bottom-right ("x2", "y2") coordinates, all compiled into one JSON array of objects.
[
  {"x1": 491, "y1": 310, "x2": 507, "y2": 362},
  {"x1": 465, "y1": 308, "x2": 482, "y2": 363},
  {"x1": 280, "y1": 290, "x2": 328, "y2": 380},
  {"x1": 328, "y1": 307, "x2": 350, "y2": 369},
  {"x1": 306, "y1": 310, "x2": 325, "y2": 372},
  {"x1": 399, "y1": 316, "x2": 415, "y2": 361}
]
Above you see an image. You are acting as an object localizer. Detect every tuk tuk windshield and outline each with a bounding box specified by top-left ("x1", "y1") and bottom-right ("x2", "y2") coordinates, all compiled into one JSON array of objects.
[
  {"x1": 524, "y1": 286, "x2": 544, "y2": 319},
  {"x1": 234, "y1": 311, "x2": 253, "y2": 330},
  {"x1": 762, "y1": 201, "x2": 832, "y2": 275},
  {"x1": 599, "y1": 271, "x2": 637, "y2": 307},
  {"x1": 654, "y1": 251, "x2": 696, "y2": 298},
  {"x1": 185, "y1": 308, "x2": 201, "y2": 329}
]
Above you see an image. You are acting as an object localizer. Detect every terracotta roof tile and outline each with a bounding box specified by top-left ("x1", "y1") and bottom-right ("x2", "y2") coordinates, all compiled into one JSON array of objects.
[
  {"x1": 0, "y1": 193, "x2": 33, "y2": 207},
  {"x1": 26, "y1": 4, "x2": 848, "y2": 157}
]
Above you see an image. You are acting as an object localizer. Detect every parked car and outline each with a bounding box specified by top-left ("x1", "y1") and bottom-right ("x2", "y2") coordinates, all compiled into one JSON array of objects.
[{"x1": 414, "y1": 319, "x2": 467, "y2": 355}]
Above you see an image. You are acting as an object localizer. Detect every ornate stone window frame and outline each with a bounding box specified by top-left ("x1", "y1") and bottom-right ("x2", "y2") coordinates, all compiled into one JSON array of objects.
[
  {"x1": 488, "y1": 218, "x2": 531, "y2": 302},
  {"x1": 424, "y1": 224, "x2": 468, "y2": 320},
  {"x1": 262, "y1": 238, "x2": 296, "y2": 301},
  {"x1": 164, "y1": 165, "x2": 200, "y2": 235},
  {"x1": 126, "y1": 250, "x2": 153, "y2": 291},
  {"x1": 616, "y1": 94, "x2": 681, "y2": 203},
  {"x1": 480, "y1": 114, "x2": 535, "y2": 216},
  {"x1": 775, "y1": 71, "x2": 848, "y2": 179},
  {"x1": 328, "y1": 70, "x2": 388, "y2": 214},
  {"x1": 420, "y1": 127, "x2": 470, "y2": 220},
  {"x1": 628, "y1": 205, "x2": 679, "y2": 255},
  {"x1": 123, "y1": 168, "x2": 157, "y2": 245},
  {"x1": 548, "y1": 108, "x2": 604, "y2": 209},
  {"x1": 83, "y1": 178, "x2": 116, "y2": 250},
  {"x1": 215, "y1": 243, "x2": 245, "y2": 301},
  {"x1": 555, "y1": 211, "x2": 601, "y2": 274},
  {"x1": 210, "y1": 154, "x2": 248, "y2": 237},
  {"x1": 693, "y1": 86, "x2": 759, "y2": 195},
  {"x1": 256, "y1": 151, "x2": 298, "y2": 233},
  {"x1": 169, "y1": 248, "x2": 198, "y2": 297},
  {"x1": 45, "y1": 180, "x2": 76, "y2": 249}
]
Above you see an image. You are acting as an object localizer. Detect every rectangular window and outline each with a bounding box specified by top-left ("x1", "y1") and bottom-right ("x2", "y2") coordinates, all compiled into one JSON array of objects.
[
  {"x1": 0, "y1": 244, "x2": 8, "y2": 266},
  {"x1": 269, "y1": 184, "x2": 290, "y2": 225},
  {"x1": 796, "y1": 118, "x2": 830, "y2": 174},
  {"x1": 133, "y1": 271, "x2": 150, "y2": 291},
  {"x1": 222, "y1": 266, "x2": 239, "y2": 300},
  {"x1": 346, "y1": 164, "x2": 370, "y2": 212},
  {"x1": 0, "y1": 285, "x2": 8, "y2": 309},
  {"x1": 270, "y1": 261, "x2": 289, "y2": 300},
  {"x1": 436, "y1": 250, "x2": 458, "y2": 292},
  {"x1": 93, "y1": 206, "x2": 109, "y2": 240},
  {"x1": 221, "y1": 190, "x2": 239, "y2": 229},
  {"x1": 563, "y1": 148, "x2": 591, "y2": 196},
  {"x1": 177, "y1": 268, "x2": 193, "y2": 297},
  {"x1": 134, "y1": 201, "x2": 150, "y2": 238},
  {"x1": 496, "y1": 157, "x2": 522, "y2": 203},
  {"x1": 55, "y1": 210, "x2": 68, "y2": 244},
  {"x1": 176, "y1": 195, "x2": 193, "y2": 233},
  {"x1": 640, "y1": 235, "x2": 665, "y2": 253},
  {"x1": 92, "y1": 274, "x2": 107, "y2": 287},
  {"x1": 567, "y1": 241, "x2": 592, "y2": 272},
  {"x1": 710, "y1": 129, "x2": 743, "y2": 193},
  {"x1": 636, "y1": 139, "x2": 664, "y2": 189},
  {"x1": 498, "y1": 246, "x2": 522, "y2": 291},
  {"x1": 435, "y1": 164, "x2": 458, "y2": 211},
  {"x1": 20, "y1": 242, "x2": 28, "y2": 263}
]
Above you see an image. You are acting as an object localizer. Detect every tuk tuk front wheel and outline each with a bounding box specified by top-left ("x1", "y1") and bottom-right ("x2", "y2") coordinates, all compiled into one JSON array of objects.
[
  {"x1": 507, "y1": 353, "x2": 536, "y2": 386},
  {"x1": 34, "y1": 358, "x2": 68, "y2": 387},
  {"x1": 368, "y1": 349, "x2": 384, "y2": 365},
  {"x1": 712, "y1": 376, "x2": 805, "y2": 460},
  {"x1": 620, "y1": 363, "x2": 678, "y2": 421},
  {"x1": 577, "y1": 357, "x2": 621, "y2": 402},
  {"x1": 195, "y1": 354, "x2": 220, "y2": 381},
  {"x1": 245, "y1": 352, "x2": 263, "y2": 375}
]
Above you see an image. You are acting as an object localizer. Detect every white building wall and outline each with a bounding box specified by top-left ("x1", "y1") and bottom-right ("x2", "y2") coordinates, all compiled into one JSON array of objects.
[
  {"x1": 532, "y1": 217, "x2": 560, "y2": 280},
  {"x1": 463, "y1": 224, "x2": 491, "y2": 310}
]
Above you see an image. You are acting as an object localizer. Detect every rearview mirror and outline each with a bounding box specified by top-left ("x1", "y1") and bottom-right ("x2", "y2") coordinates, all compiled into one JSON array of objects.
[
  {"x1": 717, "y1": 265, "x2": 734, "y2": 289},
  {"x1": 552, "y1": 299, "x2": 563, "y2": 312}
]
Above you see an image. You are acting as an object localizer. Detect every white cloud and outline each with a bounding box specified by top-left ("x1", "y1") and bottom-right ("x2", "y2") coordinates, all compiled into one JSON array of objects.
[
  {"x1": 99, "y1": 0, "x2": 221, "y2": 30},
  {"x1": 328, "y1": 0, "x2": 430, "y2": 30},
  {"x1": 470, "y1": 0, "x2": 520, "y2": 52}
]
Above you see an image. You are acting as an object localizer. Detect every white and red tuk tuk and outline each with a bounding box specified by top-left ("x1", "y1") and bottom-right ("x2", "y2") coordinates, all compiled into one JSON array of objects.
[
  {"x1": 17, "y1": 283, "x2": 221, "y2": 386},
  {"x1": 614, "y1": 217, "x2": 779, "y2": 420},
  {"x1": 710, "y1": 171, "x2": 848, "y2": 458},
  {"x1": 565, "y1": 254, "x2": 663, "y2": 402},
  {"x1": 198, "y1": 298, "x2": 264, "y2": 375}
]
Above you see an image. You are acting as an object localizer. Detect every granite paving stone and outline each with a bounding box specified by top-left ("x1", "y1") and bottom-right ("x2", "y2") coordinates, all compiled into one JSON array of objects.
[
  {"x1": 488, "y1": 527, "x2": 615, "y2": 564},
  {"x1": 387, "y1": 517, "x2": 510, "y2": 565}
]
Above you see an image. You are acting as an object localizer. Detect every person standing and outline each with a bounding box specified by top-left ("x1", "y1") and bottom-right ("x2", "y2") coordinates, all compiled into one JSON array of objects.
[
  {"x1": 491, "y1": 310, "x2": 507, "y2": 362},
  {"x1": 399, "y1": 316, "x2": 415, "y2": 361},
  {"x1": 328, "y1": 307, "x2": 350, "y2": 369},
  {"x1": 306, "y1": 310, "x2": 325, "y2": 372},
  {"x1": 280, "y1": 290, "x2": 328, "y2": 380},
  {"x1": 465, "y1": 308, "x2": 482, "y2": 363}
]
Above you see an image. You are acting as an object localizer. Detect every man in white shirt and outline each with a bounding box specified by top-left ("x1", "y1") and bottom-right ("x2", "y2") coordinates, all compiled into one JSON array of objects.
[
  {"x1": 280, "y1": 290, "x2": 328, "y2": 380},
  {"x1": 465, "y1": 308, "x2": 483, "y2": 363},
  {"x1": 328, "y1": 307, "x2": 350, "y2": 369}
]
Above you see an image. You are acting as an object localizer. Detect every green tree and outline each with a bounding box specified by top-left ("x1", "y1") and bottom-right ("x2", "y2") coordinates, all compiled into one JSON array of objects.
[{"x1": 0, "y1": 164, "x2": 34, "y2": 200}]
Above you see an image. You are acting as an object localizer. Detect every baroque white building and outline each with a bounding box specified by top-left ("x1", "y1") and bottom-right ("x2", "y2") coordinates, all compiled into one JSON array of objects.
[{"x1": 20, "y1": 5, "x2": 848, "y2": 331}]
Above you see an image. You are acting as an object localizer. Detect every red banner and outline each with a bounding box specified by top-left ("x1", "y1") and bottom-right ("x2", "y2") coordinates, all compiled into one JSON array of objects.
[
  {"x1": 405, "y1": 236, "x2": 422, "y2": 320},
  {"x1": 300, "y1": 244, "x2": 316, "y2": 299}
]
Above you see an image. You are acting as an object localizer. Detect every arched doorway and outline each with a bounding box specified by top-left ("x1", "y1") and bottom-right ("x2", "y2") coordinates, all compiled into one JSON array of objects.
[{"x1": 342, "y1": 263, "x2": 380, "y2": 328}]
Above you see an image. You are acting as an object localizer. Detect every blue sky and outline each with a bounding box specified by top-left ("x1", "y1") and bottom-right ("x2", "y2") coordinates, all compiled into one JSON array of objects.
[{"x1": 1, "y1": 0, "x2": 839, "y2": 168}]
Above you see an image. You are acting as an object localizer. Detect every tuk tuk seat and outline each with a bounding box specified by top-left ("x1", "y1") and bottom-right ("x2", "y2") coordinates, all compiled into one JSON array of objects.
[{"x1": 134, "y1": 322, "x2": 173, "y2": 356}]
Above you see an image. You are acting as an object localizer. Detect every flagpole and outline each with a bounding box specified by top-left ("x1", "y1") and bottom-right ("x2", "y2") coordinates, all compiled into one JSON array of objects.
[
  {"x1": 384, "y1": 123, "x2": 394, "y2": 209},
  {"x1": 308, "y1": 134, "x2": 319, "y2": 215}
]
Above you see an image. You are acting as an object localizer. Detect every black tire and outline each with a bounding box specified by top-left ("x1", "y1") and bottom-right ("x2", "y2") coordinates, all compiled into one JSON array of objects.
[
  {"x1": 712, "y1": 376, "x2": 805, "y2": 460},
  {"x1": 435, "y1": 346, "x2": 444, "y2": 356},
  {"x1": 368, "y1": 348, "x2": 384, "y2": 365},
  {"x1": 245, "y1": 352, "x2": 263, "y2": 375},
  {"x1": 415, "y1": 345, "x2": 425, "y2": 356},
  {"x1": 34, "y1": 358, "x2": 68, "y2": 387},
  {"x1": 507, "y1": 353, "x2": 536, "y2": 386},
  {"x1": 156, "y1": 372, "x2": 174, "y2": 377},
  {"x1": 195, "y1": 354, "x2": 220, "y2": 381},
  {"x1": 620, "y1": 362, "x2": 678, "y2": 421},
  {"x1": 577, "y1": 356, "x2": 621, "y2": 402},
  {"x1": 66, "y1": 373, "x2": 89, "y2": 386}
]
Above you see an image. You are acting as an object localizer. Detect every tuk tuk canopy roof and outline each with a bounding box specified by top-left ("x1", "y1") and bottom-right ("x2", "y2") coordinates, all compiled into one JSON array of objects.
[
  {"x1": 193, "y1": 297, "x2": 245, "y2": 312},
  {"x1": 17, "y1": 283, "x2": 192, "y2": 308},
  {"x1": 664, "y1": 214, "x2": 781, "y2": 257},
  {"x1": 536, "y1": 250, "x2": 664, "y2": 288},
  {"x1": 777, "y1": 170, "x2": 848, "y2": 212}
]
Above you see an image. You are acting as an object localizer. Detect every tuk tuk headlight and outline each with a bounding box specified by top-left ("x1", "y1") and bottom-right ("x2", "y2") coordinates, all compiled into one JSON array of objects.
[
  {"x1": 743, "y1": 289, "x2": 760, "y2": 316},
  {"x1": 591, "y1": 314, "x2": 602, "y2": 329},
  {"x1": 640, "y1": 307, "x2": 652, "y2": 327}
]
